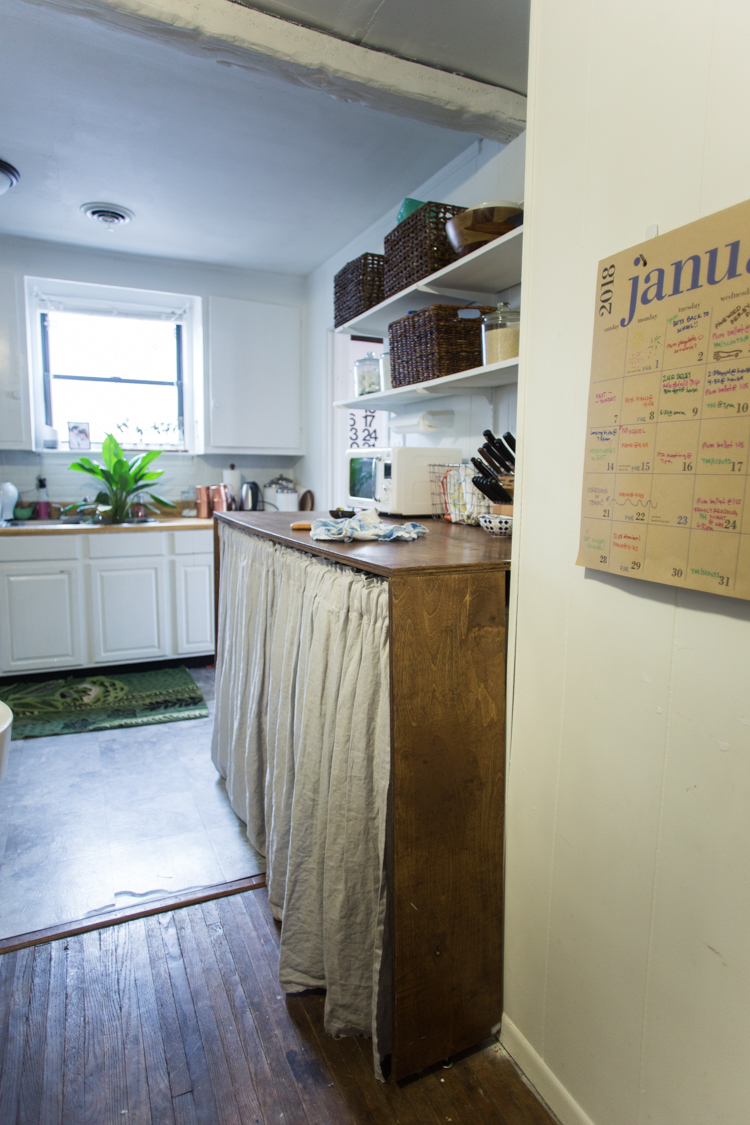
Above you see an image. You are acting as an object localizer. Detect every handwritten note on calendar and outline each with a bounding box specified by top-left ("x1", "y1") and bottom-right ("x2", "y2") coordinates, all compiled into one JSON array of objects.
[{"x1": 577, "y1": 198, "x2": 750, "y2": 599}]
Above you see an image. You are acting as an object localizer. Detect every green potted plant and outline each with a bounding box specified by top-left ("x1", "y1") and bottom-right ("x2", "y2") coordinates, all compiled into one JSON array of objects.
[{"x1": 64, "y1": 433, "x2": 176, "y2": 524}]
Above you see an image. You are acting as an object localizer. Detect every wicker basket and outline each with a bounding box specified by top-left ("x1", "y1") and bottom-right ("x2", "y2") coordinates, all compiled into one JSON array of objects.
[
  {"x1": 333, "y1": 253, "x2": 385, "y2": 328},
  {"x1": 389, "y1": 304, "x2": 495, "y2": 387},
  {"x1": 383, "y1": 201, "x2": 466, "y2": 298}
]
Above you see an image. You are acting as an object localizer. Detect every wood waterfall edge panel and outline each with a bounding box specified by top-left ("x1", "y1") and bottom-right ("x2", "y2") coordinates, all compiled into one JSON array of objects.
[{"x1": 389, "y1": 570, "x2": 506, "y2": 1080}]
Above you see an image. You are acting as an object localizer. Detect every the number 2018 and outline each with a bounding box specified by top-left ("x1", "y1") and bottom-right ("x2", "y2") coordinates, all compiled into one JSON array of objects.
[{"x1": 599, "y1": 265, "x2": 615, "y2": 316}]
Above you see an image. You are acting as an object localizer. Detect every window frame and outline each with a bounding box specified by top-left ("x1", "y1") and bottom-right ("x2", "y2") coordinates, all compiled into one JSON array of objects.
[{"x1": 24, "y1": 276, "x2": 203, "y2": 454}]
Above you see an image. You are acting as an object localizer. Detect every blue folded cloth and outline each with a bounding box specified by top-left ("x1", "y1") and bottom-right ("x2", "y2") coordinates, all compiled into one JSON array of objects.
[{"x1": 310, "y1": 509, "x2": 427, "y2": 544}]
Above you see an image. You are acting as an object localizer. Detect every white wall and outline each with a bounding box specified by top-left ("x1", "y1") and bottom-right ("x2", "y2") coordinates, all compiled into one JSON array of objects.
[
  {"x1": 0, "y1": 234, "x2": 305, "y2": 504},
  {"x1": 300, "y1": 136, "x2": 526, "y2": 507},
  {"x1": 503, "y1": 3, "x2": 750, "y2": 1124}
]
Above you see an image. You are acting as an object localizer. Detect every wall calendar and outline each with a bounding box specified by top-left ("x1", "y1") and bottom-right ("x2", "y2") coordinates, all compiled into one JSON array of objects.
[{"x1": 577, "y1": 198, "x2": 750, "y2": 599}]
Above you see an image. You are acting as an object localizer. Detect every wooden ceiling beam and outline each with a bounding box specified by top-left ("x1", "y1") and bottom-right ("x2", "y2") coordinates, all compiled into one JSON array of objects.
[{"x1": 30, "y1": 0, "x2": 527, "y2": 142}]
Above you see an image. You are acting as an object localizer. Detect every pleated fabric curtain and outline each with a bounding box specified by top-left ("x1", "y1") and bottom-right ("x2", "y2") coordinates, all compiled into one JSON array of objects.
[{"x1": 212, "y1": 524, "x2": 391, "y2": 1074}]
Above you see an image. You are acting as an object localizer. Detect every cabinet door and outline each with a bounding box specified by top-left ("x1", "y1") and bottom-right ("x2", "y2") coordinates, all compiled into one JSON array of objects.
[
  {"x1": 0, "y1": 272, "x2": 31, "y2": 450},
  {"x1": 174, "y1": 555, "x2": 214, "y2": 654},
  {"x1": 207, "y1": 296, "x2": 301, "y2": 454},
  {"x1": 0, "y1": 562, "x2": 84, "y2": 671},
  {"x1": 88, "y1": 557, "x2": 167, "y2": 662}
]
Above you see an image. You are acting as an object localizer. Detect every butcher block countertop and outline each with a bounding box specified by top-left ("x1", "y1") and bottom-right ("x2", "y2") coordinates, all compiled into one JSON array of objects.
[
  {"x1": 216, "y1": 510, "x2": 512, "y2": 577},
  {"x1": 0, "y1": 517, "x2": 214, "y2": 537}
]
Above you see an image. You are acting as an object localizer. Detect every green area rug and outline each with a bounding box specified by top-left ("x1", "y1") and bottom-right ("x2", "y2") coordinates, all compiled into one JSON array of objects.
[{"x1": 0, "y1": 666, "x2": 209, "y2": 739}]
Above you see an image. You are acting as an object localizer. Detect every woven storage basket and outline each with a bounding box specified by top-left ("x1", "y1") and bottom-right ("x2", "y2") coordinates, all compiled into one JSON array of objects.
[
  {"x1": 389, "y1": 304, "x2": 495, "y2": 387},
  {"x1": 333, "y1": 253, "x2": 385, "y2": 328},
  {"x1": 383, "y1": 201, "x2": 466, "y2": 298}
]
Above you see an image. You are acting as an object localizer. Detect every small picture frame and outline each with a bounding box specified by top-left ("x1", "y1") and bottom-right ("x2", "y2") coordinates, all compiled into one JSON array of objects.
[{"x1": 68, "y1": 422, "x2": 91, "y2": 450}]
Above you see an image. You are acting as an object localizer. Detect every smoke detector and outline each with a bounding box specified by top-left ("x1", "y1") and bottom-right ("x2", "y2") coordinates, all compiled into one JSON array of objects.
[
  {"x1": 81, "y1": 201, "x2": 134, "y2": 228},
  {"x1": 0, "y1": 159, "x2": 19, "y2": 197}
]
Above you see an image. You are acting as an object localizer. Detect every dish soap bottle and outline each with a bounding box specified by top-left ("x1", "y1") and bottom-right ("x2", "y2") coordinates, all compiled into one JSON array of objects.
[{"x1": 36, "y1": 476, "x2": 50, "y2": 520}]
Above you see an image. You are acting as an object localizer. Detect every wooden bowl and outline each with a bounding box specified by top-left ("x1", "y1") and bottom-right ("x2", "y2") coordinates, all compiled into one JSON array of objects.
[{"x1": 446, "y1": 201, "x2": 523, "y2": 257}]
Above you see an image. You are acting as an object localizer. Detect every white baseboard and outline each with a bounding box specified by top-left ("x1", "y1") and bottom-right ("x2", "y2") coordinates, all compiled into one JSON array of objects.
[{"x1": 500, "y1": 1015, "x2": 598, "y2": 1125}]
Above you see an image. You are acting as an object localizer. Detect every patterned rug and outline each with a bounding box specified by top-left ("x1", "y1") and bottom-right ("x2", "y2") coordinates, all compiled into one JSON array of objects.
[{"x1": 0, "y1": 666, "x2": 209, "y2": 740}]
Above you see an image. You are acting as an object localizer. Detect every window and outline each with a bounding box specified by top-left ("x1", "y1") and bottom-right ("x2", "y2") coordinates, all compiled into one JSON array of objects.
[{"x1": 25, "y1": 278, "x2": 202, "y2": 452}]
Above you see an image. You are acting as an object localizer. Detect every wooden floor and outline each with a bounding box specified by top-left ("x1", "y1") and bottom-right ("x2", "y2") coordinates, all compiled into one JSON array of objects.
[{"x1": 0, "y1": 887, "x2": 558, "y2": 1125}]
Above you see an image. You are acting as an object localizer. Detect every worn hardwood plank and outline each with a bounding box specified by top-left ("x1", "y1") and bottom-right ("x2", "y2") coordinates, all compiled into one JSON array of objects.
[
  {"x1": 231, "y1": 893, "x2": 351, "y2": 1124},
  {"x1": 115, "y1": 923, "x2": 152, "y2": 1125},
  {"x1": 39, "y1": 940, "x2": 67, "y2": 1125},
  {"x1": 467, "y1": 1042, "x2": 559, "y2": 1125},
  {"x1": 202, "y1": 899, "x2": 288, "y2": 1124},
  {"x1": 390, "y1": 570, "x2": 507, "y2": 1079},
  {"x1": 213, "y1": 896, "x2": 310, "y2": 1125},
  {"x1": 17, "y1": 943, "x2": 52, "y2": 1125},
  {"x1": 61, "y1": 937, "x2": 85, "y2": 1125},
  {"x1": 129, "y1": 918, "x2": 176, "y2": 1125},
  {"x1": 184, "y1": 905, "x2": 265, "y2": 1124},
  {"x1": 100, "y1": 926, "x2": 129, "y2": 1124},
  {"x1": 172, "y1": 1090, "x2": 199, "y2": 1125},
  {"x1": 0, "y1": 948, "x2": 34, "y2": 1125},
  {"x1": 142, "y1": 914, "x2": 193, "y2": 1100},
  {"x1": 172, "y1": 909, "x2": 242, "y2": 1125},
  {"x1": 153, "y1": 913, "x2": 219, "y2": 1123}
]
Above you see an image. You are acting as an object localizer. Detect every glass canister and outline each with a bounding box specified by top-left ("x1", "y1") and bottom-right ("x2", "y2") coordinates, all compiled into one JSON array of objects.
[
  {"x1": 482, "y1": 303, "x2": 520, "y2": 365},
  {"x1": 379, "y1": 350, "x2": 391, "y2": 391},
  {"x1": 353, "y1": 351, "x2": 382, "y2": 396}
]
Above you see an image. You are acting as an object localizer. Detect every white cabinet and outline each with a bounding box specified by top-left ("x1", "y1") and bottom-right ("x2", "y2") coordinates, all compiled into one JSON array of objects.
[
  {"x1": 0, "y1": 562, "x2": 84, "y2": 671},
  {"x1": 88, "y1": 557, "x2": 167, "y2": 662},
  {"x1": 0, "y1": 271, "x2": 31, "y2": 450},
  {"x1": 207, "y1": 296, "x2": 301, "y2": 454},
  {"x1": 0, "y1": 528, "x2": 214, "y2": 673},
  {"x1": 174, "y1": 556, "x2": 214, "y2": 653}
]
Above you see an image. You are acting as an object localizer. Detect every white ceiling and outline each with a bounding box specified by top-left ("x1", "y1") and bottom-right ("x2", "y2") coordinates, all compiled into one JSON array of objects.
[
  {"x1": 232, "y1": 0, "x2": 530, "y2": 94},
  {"x1": 0, "y1": 0, "x2": 529, "y2": 275}
]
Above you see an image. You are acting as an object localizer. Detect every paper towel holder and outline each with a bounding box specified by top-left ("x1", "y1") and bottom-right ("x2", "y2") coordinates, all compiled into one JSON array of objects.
[{"x1": 390, "y1": 410, "x2": 455, "y2": 434}]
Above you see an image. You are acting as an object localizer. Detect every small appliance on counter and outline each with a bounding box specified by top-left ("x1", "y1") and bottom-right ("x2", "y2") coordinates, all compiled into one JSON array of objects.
[
  {"x1": 0, "y1": 482, "x2": 18, "y2": 523},
  {"x1": 240, "y1": 481, "x2": 262, "y2": 510},
  {"x1": 346, "y1": 446, "x2": 462, "y2": 516},
  {"x1": 263, "y1": 475, "x2": 296, "y2": 511}
]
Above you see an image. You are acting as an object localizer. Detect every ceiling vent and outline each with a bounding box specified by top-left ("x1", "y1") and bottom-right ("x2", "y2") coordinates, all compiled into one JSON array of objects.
[{"x1": 81, "y1": 202, "x2": 134, "y2": 227}]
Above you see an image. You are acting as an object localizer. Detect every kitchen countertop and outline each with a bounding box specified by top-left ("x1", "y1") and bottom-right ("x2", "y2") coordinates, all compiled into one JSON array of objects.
[
  {"x1": 217, "y1": 510, "x2": 512, "y2": 577},
  {"x1": 0, "y1": 517, "x2": 214, "y2": 536}
]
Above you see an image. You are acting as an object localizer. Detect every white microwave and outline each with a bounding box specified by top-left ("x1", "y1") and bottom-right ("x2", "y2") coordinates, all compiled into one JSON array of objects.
[{"x1": 346, "y1": 446, "x2": 463, "y2": 516}]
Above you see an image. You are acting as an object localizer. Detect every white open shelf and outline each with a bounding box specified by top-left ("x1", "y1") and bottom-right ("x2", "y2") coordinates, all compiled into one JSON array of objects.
[
  {"x1": 336, "y1": 226, "x2": 524, "y2": 338},
  {"x1": 334, "y1": 357, "x2": 519, "y2": 411}
]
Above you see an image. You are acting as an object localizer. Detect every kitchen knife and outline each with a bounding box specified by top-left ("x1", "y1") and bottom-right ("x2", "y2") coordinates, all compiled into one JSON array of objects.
[
  {"x1": 471, "y1": 455, "x2": 500, "y2": 481},
  {"x1": 483, "y1": 430, "x2": 515, "y2": 471},
  {"x1": 472, "y1": 475, "x2": 514, "y2": 505},
  {"x1": 481, "y1": 442, "x2": 513, "y2": 475},
  {"x1": 502, "y1": 431, "x2": 516, "y2": 453}
]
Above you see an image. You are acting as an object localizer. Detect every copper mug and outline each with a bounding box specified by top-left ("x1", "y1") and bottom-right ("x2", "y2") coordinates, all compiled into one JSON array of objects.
[
  {"x1": 209, "y1": 484, "x2": 230, "y2": 512},
  {"x1": 195, "y1": 486, "x2": 212, "y2": 519}
]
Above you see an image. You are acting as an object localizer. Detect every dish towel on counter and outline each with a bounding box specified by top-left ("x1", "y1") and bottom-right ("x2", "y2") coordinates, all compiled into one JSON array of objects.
[
  {"x1": 212, "y1": 524, "x2": 391, "y2": 1077},
  {"x1": 310, "y1": 506, "x2": 427, "y2": 543}
]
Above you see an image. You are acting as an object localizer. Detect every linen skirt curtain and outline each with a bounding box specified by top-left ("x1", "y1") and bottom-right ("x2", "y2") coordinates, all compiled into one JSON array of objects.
[{"x1": 212, "y1": 524, "x2": 391, "y2": 1074}]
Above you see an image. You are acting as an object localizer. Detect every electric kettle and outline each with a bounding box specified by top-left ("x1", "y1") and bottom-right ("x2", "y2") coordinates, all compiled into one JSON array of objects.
[{"x1": 240, "y1": 482, "x2": 261, "y2": 510}]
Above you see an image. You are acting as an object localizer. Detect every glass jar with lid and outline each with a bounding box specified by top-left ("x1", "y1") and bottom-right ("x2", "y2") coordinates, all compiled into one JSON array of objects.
[
  {"x1": 353, "y1": 351, "x2": 382, "y2": 396},
  {"x1": 482, "y1": 303, "x2": 520, "y2": 365}
]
